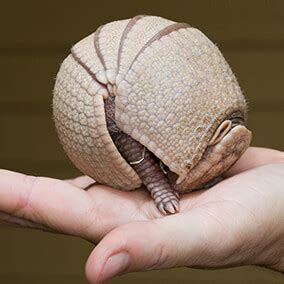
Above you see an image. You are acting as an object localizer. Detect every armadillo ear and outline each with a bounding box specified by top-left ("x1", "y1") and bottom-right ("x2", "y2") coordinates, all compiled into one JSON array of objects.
[{"x1": 208, "y1": 120, "x2": 232, "y2": 146}]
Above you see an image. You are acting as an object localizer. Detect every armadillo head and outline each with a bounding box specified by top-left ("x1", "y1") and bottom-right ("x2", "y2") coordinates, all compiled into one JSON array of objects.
[{"x1": 53, "y1": 15, "x2": 252, "y2": 192}]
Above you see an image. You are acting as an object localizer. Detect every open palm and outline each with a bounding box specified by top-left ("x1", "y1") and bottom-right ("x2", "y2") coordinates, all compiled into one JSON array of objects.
[{"x1": 1, "y1": 147, "x2": 284, "y2": 283}]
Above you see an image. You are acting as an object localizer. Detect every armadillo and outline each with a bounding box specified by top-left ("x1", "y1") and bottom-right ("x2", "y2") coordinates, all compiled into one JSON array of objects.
[{"x1": 52, "y1": 15, "x2": 252, "y2": 215}]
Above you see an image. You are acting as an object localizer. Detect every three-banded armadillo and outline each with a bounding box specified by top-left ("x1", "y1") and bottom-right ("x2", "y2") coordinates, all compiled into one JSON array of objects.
[{"x1": 53, "y1": 15, "x2": 252, "y2": 215}]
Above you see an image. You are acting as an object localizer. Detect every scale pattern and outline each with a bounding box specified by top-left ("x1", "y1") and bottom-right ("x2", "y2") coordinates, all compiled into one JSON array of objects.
[{"x1": 53, "y1": 15, "x2": 247, "y2": 191}]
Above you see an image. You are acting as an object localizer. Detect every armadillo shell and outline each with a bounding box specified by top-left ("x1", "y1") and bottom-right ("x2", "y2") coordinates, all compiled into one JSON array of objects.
[{"x1": 53, "y1": 15, "x2": 247, "y2": 191}]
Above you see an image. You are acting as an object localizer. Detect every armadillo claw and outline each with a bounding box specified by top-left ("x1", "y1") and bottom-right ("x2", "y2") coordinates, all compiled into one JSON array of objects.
[{"x1": 157, "y1": 192, "x2": 180, "y2": 215}]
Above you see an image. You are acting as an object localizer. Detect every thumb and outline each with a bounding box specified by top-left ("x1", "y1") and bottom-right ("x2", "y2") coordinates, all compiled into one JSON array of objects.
[{"x1": 85, "y1": 211, "x2": 211, "y2": 283}]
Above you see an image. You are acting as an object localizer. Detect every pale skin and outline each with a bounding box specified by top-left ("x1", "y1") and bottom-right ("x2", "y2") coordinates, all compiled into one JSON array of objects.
[{"x1": 0, "y1": 147, "x2": 284, "y2": 283}]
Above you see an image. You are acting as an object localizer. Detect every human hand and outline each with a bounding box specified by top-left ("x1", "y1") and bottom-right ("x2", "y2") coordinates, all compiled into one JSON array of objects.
[
  {"x1": 85, "y1": 147, "x2": 284, "y2": 283},
  {"x1": 0, "y1": 147, "x2": 283, "y2": 283}
]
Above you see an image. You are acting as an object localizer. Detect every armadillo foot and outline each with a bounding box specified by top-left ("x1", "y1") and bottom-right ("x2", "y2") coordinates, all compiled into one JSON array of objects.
[{"x1": 154, "y1": 189, "x2": 180, "y2": 215}]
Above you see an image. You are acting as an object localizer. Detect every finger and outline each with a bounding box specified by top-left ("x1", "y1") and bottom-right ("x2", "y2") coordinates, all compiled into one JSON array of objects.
[
  {"x1": 85, "y1": 211, "x2": 215, "y2": 283},
  {"x1": 0, "y1": 169, "x2": 98, "y2": 239},
  {"x1": 0, "y1": 210, "x2": 51, "y2": 231},
  {"x1": 224, "y1": 146, "x2": 284, "y2": 177},
  {"x1": 65, "y1": 175, "x2": 96, "y2": 189}
]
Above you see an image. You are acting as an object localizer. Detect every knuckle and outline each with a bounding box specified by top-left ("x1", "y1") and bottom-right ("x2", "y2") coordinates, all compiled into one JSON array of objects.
[
  {"x1": 150, "y1": 242, "x2": 168, "y2": 269},
  {"x1": 144, "y1": 223, "x2": 170, "y2": 270},
  {"x1": 14, "y1": 175, "x2": 37, "y2": 215}
]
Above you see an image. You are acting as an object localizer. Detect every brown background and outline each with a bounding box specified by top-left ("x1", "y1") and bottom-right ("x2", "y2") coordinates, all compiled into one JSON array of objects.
[{"x1": 0, "y1": 0, "x2": 283, "y2": 283}]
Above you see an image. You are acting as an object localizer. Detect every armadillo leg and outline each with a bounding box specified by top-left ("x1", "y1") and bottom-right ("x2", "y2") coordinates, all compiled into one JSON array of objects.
[
  {"x1": 104, "y1": 95, "x2": 179, "y2": 214},
  {"x1": 115, "y1": 133, "x2": 180, "y2": 215}
]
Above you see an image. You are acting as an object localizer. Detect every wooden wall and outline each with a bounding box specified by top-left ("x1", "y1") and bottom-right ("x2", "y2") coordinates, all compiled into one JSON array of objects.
[{"x1": 0, "y1": 0, "x2": 283, "y2": 283}]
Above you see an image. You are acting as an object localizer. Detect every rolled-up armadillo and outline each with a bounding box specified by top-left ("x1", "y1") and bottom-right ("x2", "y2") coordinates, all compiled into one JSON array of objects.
[{"x1": 53, "y1": 15, "x2": 252, "y2": 215}]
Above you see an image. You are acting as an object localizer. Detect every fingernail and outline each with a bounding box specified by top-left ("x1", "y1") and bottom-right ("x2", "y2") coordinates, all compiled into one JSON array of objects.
[{"x1": 101, "y1": 252, "x2": 130, "y2": 281}]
